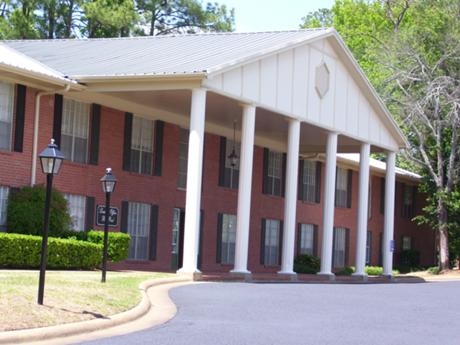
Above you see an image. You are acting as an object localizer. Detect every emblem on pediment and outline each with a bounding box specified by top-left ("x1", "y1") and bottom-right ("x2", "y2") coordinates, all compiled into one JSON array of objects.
[{"x1": 315, "y1": 62, "x2": 330, "y2": 99}]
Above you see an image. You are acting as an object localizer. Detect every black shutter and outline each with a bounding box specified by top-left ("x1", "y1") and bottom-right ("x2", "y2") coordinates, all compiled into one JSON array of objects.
[
  {"x1": 216, "y1": 213, "x2": 223, "y2": 263},
  {"x1": 313, "y1": 225, "x2": 319, "y2": 257},
  {"x1": 262, "y1": 148, "x2": 269, "y2": 194},
  {"x1": 121, "y1": 201, "x2": 129, "y2": 233},
  {"x1": 218, "y1": 137, "x2": 227, "y2": 187},
  {"x1": 53, "y1": 94, "x2": 63, "y2": 148},
  {"x1": 281, "y1": 153, "x2": 287, "y2": 197},
  {"x1": 85, "y1": 196, "x2": 95, "y2": 230},
  {"x1": 260, "y1": 219, "x2": 266, "y2": 265},
  {"x1": 278, "y1": 220, "x2": 283, "y2": 265},
  {"x1": 298, "y1": 159, "x2": 304, "y2": 201},
  {"x1": 296, "y1": 223, "x2": 302, "y2": 256},
  {"x1": 411, "y1": 185, "x2": 417, "y2": 217},
  {"x1": 197, "y1": 210, "x2": 204, "y2": 269},
  {"x1": 122, "y1": 113, "x2": 133, "y2": 171},
  {"x1": 315, "y1": 162, "x2": 322, "y2": 203},
  {"x1": 88, "y1": 104, "x2": 101, "y2": 165},
  {"x1": 13, "y1": 84, "x2": 26, "y2": 152},
  {"x1": 346, "y1": 169, "x2": 353, "y2": 208},
  {"x1": 380, "y1": 178, "x2": 385, "y2": 214},
  {"x1": 149, "y1": 204, "x2": 159, "y2": 260},
  {"x1": 345, "y1": 228, "x2": 350, "y2": 266},
  {"x1": 154, "y1": 120, "x2": 164, "y2": 176}
]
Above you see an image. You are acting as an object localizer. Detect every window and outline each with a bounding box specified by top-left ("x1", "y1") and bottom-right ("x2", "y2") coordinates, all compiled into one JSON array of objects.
[
  {"x1": 130, "y1": 116, "x2": 154, "y2": 174},
  {"x1": 262, "y1": 219, "x2": 281, "y2": 265},
  {"x1": 177, "y1": 128, "x2": 188, "y2": 189},
  {"x1": 0, "y1": 186, "x2": 9, "y2": 231},
  {"x1": 333, "y1": 227, "x2": 348, "y2": 268},
  {"x1": 299, "y1": 160, "x2": 320, "y2": 203},
  {"x1": 402, "y1": 236, "x2": 411, "y2": 250},
  {"x1": 402, "y1": 184, "x2": 415, "y2": 218},
  {"x1": 335, "y1": 167, "x2": 351, "y2": 208},
  {"x1": 366, "y1": 231, "x2": 372, "y2": 265},
  {"x1": 61, "y1": 98, "x2": 90, "y2": 163},
  {"x1": 126, "y1": 202, "x2": 151, "y2": 260},
  {"x1": 64, "y1": 194, "x2": 86, "y2": 231},
  {"x1": 218, "y1": 213, "x2": 237, "y2": 264},
  {"x1": 219, "y1": 137, "x2": 240, "y2": 189},
  {"x1": 263, "y1": 149, "x2": 284, "y2": 197},
  {"x1": 0, "y1": 82, "x2": 13, "y2": 150},
  {"x1": 298, "y1": 223, "x2": 315, "y2": 256}
]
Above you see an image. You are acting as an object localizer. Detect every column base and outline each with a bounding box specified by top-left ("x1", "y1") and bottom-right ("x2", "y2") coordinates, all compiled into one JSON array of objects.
[
  {"x1": 277, "y1": 271, "x2": 298, "y2": 281},
  {"x1": 317, "y1": 272, "x2": 336, "y2": 281},
  {"x1": 176, "y1": 269, "x2": 202, "y2": 281},
  {"x1": 380, "y1": 274, "x2": 394, "y2": 280},
  {"x1": 351, "y1": 273, "x2": 368, "y2": 281},
  {"x1": 229, "y1": 270, "x2": 252, "y2": 282}
]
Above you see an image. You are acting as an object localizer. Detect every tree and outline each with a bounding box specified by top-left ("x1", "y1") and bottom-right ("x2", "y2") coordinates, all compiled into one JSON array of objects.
[
  {"x1": 382, "y1": 0, "x2": 460, "y2": 270},
  {"x1": 301, "y1": 0, "x2": 460, "y2": 270},
  {"x1": 135, "y1": 0, "x2": 234, "y2": 36},
  {"x1": 300, "y1": 8, "x2": 332, "y2": 28}
]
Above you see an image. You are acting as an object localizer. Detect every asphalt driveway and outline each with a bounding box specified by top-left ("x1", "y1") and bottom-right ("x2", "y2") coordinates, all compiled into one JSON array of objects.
[{"x1": 80, "y1": 281, "x2": 460, "y2": 345}]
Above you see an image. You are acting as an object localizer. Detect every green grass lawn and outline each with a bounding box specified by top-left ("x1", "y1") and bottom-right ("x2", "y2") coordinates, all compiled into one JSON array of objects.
[{"x1": 0, "y1": 270, "x2": 174, "y2": 331}]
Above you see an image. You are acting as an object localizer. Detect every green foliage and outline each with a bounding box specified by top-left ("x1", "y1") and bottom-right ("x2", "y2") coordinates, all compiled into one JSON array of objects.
[
  {"x1": 365, "y1": 266, "x2": 383, "y2": 275},
  {"x1": 0, "y1": 0, "x2": 235, "y2": 38},
  {"x1": 87, "y1": 230, "x2": 130, "y2": 262},
  {"x1": 293, "y1": 254, "x2": 320, "y2": 274},
  {"x1": 7, "y1": 185, "x2": 72, "y2": 238},
  {"x1": 427, "y1": 266, "x2": 441, "y2": 275},
  {"x1": 0, "y1": 233, "x2": 102, "y2": 269},
  {"x1": 336, "y1": 266, "x2": 355, "y2": 276},
  {"x1": 399, "y1": 249, "x2": 421, "y2": 272}
]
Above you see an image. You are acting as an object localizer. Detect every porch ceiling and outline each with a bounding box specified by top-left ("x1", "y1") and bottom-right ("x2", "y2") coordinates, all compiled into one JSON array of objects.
[{"x1": 74, "y1": 88, "x2": 369, "y2": 154}]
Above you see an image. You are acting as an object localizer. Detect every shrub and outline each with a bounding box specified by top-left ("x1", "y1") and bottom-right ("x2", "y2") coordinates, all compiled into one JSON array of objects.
[
  {"x1": 365, "y1": 266, "x2": 383, "y2": 276},
  {"x1": 427, "y1": 266, "x2": 441, "y2": 275},
  {"x1": 7, "y1": 185, "x2": 72, "y2": 237},
  {"x1": 87, "y1": 230, "x2": 130, "y2": 262},
  {"x1": 0, "y1": 233, "x2": 102, "y2": 269},
  {"x1": 399, "y1": 249, "x2": 421, "y2": 272},
  {"x1": 336, "y1": 266, "x2": 355, "y2": 275},
  {"x1": 293, "y1": 254, "x2": 320, "y2": 274}
]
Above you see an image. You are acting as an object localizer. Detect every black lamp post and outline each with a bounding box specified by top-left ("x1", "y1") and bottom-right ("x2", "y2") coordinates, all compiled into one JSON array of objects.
[
  {"x1": 100, "y1": 168, "x2": 117, "y2": 283},
  {"x1": 37, "y1": 139, "x2": 65, "y2": 305}
]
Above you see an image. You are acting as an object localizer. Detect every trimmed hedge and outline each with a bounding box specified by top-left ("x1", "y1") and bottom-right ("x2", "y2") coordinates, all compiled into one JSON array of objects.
[
  {"x1": 87, "y1": 230, "x2": 130, "y2": 263},
  {"x1": 0, "y1": 233, "x2": 102, "y2": 269}
]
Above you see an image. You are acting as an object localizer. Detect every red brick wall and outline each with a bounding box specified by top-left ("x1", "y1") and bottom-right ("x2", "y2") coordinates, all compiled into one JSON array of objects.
[{"x1": 6, "y1": 86, "x2": 436, "y2": 273}]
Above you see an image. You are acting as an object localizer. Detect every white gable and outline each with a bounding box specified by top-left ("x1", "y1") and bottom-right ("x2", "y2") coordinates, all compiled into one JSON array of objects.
[{"x1": 204, "y1": 37, "x2": 402, "y2": 151}]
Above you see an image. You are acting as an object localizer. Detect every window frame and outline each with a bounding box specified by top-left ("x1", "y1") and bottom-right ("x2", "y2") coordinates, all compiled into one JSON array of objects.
[
  {"x1": 298, "y1": 223, "x2": 316, "y2": 256},
  {"x1": 64, "y1": 193, "x2": 87, "y2": 232},
  {"x1": 0, "y1": 81, "x2": 14, "y2": 151},
  {"x1": 332, "y1": 226, "x2": 348, "y2": 269},
  {"x1": 261, "y1": 218, "x2": 282, "y2": 266},
  {"x1": 218, "y1": 213, "x2": 237, "y2": 265}
]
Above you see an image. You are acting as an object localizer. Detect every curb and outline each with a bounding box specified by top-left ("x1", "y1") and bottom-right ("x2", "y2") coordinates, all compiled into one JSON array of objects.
[{"x1": 0, "y1": 275, "x2": 192, "y2": 345}]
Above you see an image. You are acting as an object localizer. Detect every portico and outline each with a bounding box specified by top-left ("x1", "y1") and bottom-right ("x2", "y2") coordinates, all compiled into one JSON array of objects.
[{"x1": 3, "y1": 28, "x2": 408, "y2": 277}]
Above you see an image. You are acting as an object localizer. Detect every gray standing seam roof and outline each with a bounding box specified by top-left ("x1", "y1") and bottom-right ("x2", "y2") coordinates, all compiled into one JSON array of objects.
[{"x1": 3, "y1": 29, "x2": 331, "y2": 78}]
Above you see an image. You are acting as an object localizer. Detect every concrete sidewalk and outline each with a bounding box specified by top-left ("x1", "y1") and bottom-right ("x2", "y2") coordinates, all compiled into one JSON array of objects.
[{"x1": 0, "y1": 276, "x2": 193, "y2": 345}]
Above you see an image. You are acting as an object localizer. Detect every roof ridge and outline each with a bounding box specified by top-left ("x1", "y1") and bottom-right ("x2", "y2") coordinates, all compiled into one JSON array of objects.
[{"x1": 0, "y1": 28, "x2": 330, "y2": 43}]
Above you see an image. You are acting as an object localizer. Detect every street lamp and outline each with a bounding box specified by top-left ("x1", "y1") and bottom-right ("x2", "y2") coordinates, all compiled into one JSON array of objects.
[
  {"x1": 37, "y1": 139, "x2": 65, "y2": 305},
  {"x1": 100, "y1": 168, "x2": 117, "y2": 283}
]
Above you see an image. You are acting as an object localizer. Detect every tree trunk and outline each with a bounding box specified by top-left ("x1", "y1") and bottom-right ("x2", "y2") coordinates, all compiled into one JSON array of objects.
[{"x1": 438, "y1": 198, "x2": 450, "y2": 270}]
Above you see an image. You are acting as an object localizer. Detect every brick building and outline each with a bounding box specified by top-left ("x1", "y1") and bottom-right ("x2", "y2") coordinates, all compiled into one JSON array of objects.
[{"x1": 0, "y1": 28, "x2": 435, "y2": 278}]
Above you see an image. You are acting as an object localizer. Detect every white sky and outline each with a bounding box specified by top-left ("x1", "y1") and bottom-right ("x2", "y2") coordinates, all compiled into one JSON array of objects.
[{"x1": 221, "y1": 0, "x2": 336, "y2": 32}]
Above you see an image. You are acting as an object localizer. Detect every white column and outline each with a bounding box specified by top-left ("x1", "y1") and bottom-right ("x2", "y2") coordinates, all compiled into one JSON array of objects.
[
  {"x1": 319, "y1": 132, "x2": 338, "y2": 276},
  {"x1": 354, "y1": 143, "x2": 370, "y2": 276},
  {"x1": 383, "y1": 151, "x2": 396, "y2": 276},
  {"x1": 279, "y1": 119, "x2": 300, "y2": 275},
  {"x1": 231, "y1": 104, "x2": 256, "y2": 274},
  {"x1": 178, "y1": 88, "x2": 206, "y2": 274}
]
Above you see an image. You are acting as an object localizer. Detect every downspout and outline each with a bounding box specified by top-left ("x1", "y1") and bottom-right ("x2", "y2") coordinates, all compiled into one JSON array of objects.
[{"x1": 31, "y1": 85, "x2": 70, "y2": 186}]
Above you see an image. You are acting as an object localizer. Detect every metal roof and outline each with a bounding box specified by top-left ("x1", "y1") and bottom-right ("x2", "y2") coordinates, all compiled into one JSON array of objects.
[
  {"x1": 3, "y1": 29, "x2": 330, "y2": 78},
  {"x1": 0, "y1": 42, "x2": 70, "y2": 82}
]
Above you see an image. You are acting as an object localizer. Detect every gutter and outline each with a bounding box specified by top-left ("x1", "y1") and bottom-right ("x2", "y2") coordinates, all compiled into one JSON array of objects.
[{"x1": 31, "y1": 85, "x2": 71, "y2": 186}]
